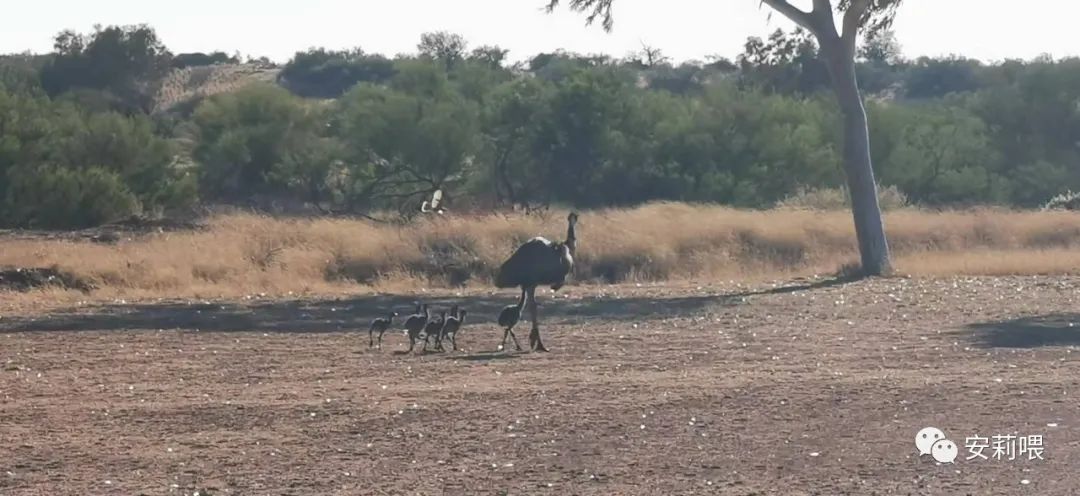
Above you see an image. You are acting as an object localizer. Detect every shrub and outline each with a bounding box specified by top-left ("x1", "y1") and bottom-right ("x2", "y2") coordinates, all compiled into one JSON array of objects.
[
  {"x1": 5, "y1": 165, "x2": 140, "y2": 228},
  {"x1": 279, "y1": 48, "x2": 396, "y2": 98}
]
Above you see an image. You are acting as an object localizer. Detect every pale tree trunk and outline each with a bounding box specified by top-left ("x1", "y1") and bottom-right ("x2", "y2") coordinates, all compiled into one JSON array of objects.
[
  {"x1": 761, "y1": 0, "x2": 893, "y2": 276},
  {"x1": 823, "y1": 47, "x2": 892, "y2": 276}
]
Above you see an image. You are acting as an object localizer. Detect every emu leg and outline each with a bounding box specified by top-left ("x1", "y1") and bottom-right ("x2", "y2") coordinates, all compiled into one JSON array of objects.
[
  {"x1": 526, "y1": 287, "x2": 548, "y2": 352},
  {"x1": 377, "y1": 329, "x2": 386, "y2": 349},
  {"x1": 504, "y1": 327, "x2": 523, "y2": 351}
]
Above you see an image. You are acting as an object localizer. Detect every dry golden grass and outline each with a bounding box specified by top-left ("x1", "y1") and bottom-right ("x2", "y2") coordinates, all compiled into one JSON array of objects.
[{"x1": 3, "y1": 202, "x2": 1080, "y2": 305}]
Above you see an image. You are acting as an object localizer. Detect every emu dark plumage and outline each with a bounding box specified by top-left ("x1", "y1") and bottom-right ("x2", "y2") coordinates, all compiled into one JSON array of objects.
[
  {"x1": 494, "y1": 212, "x2": 577, "y2": 352},
  {"x1": 368, "y1": 311, "x2": 397, "y2": 349}
]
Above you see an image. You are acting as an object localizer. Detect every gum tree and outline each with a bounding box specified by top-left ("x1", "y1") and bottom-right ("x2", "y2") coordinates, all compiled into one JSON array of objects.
[{"x1": 547, "y1": 0, "x2": 901, "y2": 276}]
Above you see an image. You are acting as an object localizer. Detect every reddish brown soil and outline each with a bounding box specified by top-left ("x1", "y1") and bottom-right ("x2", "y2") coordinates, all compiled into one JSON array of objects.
[{"x1": 2, "y1": 276, "x2": 1080, "y2": 495}]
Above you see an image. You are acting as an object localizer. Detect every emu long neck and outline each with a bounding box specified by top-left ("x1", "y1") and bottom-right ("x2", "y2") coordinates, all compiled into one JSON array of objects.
[{"x1": 565, "y1": 218, "x2": 577, "y2": 255}]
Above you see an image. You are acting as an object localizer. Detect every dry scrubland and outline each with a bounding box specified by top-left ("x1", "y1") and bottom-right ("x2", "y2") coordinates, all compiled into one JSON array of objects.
[
  {"x1": 4, "y1": 276, "x2": 1080, "y2": 494},
  {"x1": 6, "y1": 203, "x2": 1080, "y2": 494},
  {"x1": 3, "y1": 202, "x2": 1080, "y2": 306}
]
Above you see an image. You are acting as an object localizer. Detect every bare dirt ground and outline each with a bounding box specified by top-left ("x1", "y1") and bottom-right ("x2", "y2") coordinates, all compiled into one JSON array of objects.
[{"x1": 2, "y1": 275, "x2": 1080, "y2": 495}]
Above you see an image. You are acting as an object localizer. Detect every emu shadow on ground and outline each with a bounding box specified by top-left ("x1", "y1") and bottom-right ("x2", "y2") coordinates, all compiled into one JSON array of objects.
[
  {"x1": 725, "y1": 274, "x2": 862, "y2": 299},
  {"x1": 0, "y1": 267, "x2": 94, "y2": 293},
  {"x1": 446, "y1": 351, "x2": 523, "y2": 361},
  {"x1": 0, "y1": 293, "x2": 734, "y2": 334},
  {"x1": 961, "y1": 314, "x2": 1080, "y2": 349}
]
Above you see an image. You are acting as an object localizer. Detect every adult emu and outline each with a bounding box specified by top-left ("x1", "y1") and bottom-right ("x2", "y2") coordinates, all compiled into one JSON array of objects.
[{"x1": 494, "y1": 212, "x2": 577, "y2": 352}]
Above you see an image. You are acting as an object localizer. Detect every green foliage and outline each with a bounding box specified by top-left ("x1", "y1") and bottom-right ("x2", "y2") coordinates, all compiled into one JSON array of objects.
[
  {"x1": 268, "y1": 135, "x2": 346, "y2": 206},
  {"x1": 0, "y1": 87, "x2": 192, "y2": 227},
  {"x1": 40, "y1": 24, "x2": 172, "y2": 112},
  {"x1": 192, "y1": 84, "x2": 318, "y2": 199},
  {"x1": 190, "y1": 42, "x2": 1075, "y2": 213},
  {"x1": 1, "y1": 24, "x2": 1079, "y2": 228},
  {"x1": 737, "y1": 28, "x2": 829, "y2": 95},
  {"x1": 0, "y1": 55, "x2": 46, "y2": 95},
  {"x1": 417, "y1": 31, "x2": 468, "y2": 70},
  {"x1": 279, "y1": 48, "x2": 396, "y2": 98},
  {"x1": 859, "y1": 29, "x2": 902, "y2": 65},
  {"x1": 647, "y1": 63, "x2": 708, "y2": 95},
  {"x1": 876, "y1": 105, "x2": 1003, "y2": 204},
  {"x1": 6, "y1": 164, "x2": 139, "y2": 228},
  {"x1": 469, "y1": 45, "x2": 509, "y2": 68},
  {"x1": 334, "y1": 75, "x2": 480, "y2": 211},
  {"x1": 534, "y1": 67, "x2": 619, "y2": 201},
  {"x1": 904, "y1": 56, "x2": 984, "y2": 99},
  {"x1": 479, "y1": 77, "x2": 552, "y2": 207}
]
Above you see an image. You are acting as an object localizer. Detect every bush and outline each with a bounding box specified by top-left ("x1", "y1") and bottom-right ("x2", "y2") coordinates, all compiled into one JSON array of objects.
[
  {"x1": 279, "y1": 48, "x2": 396, "y2": 98},
  {"x1": 5, "y1": 165, "x2": 140, "y2": 228},
  {"x1": 192, "y1": 84, "x2": 318, "y2": 200},
  {"x1": 40, "y1": 25, "x2": 173, "y2": 113}
]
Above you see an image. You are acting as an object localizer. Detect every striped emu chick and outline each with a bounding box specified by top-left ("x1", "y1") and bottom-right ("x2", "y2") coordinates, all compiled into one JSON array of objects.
[
  {"x1": 404, "y1": 303, "x2": 430, "y2": 352},
  {"x1": 422, "y1": 310, "x2": 447, "y2": 352},
  {"x1": 440, "y1": 308, "x2": 467, "y2": 351},
  {"x1": 497, "y1": 301, "x2": 523, "y2": 352},
  {"x1": 368, "y1": 311, "x2": 398, "y2": 349}
]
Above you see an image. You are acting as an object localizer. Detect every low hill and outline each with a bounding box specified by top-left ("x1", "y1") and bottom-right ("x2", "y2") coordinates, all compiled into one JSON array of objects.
[{"x1": 152, "y1": 63, "x2": 281, "y2": 113}]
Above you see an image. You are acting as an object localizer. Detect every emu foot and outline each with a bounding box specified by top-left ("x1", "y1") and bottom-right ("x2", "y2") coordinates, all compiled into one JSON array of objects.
[{"x1": 528, "y1": 328, "x2": 549, "y2": 353}]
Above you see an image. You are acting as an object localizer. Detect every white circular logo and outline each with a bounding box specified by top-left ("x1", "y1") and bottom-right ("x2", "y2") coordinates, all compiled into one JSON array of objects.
[
  {"x1": 915, "y1": 426, "x2": 946, "y2": 456},
  {"x1": 931, "y1": 438, "x2": 958, "y2": 463}
]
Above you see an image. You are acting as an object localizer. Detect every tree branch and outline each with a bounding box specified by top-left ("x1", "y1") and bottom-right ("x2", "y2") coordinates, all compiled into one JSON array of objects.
[
  {"x1": 810, "y1": 0, "x2": 840, "y2": 40},
  {"x1": 546, "y1": 0, "x2": 615, "y2": 31},
  {"x1": 760, "y1": 0, "x2": 820, "y2": 35},
  {"x1": 811, "y1": 0, "x2": 832, "y2": 12},
  {"x1": 841, "y1": 0, "x2": 871, "y2": 53}
]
